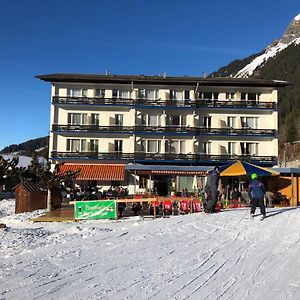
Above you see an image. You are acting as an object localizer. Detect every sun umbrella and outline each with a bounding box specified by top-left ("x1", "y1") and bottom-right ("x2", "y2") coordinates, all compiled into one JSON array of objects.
[{"x1": 219, "y1": 160, "x2": 279, "y2": 177}]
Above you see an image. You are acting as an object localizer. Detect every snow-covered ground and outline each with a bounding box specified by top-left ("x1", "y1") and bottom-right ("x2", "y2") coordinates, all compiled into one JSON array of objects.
[{"x1": 1, "y1": 199, "x2": 300, "y2": 300}]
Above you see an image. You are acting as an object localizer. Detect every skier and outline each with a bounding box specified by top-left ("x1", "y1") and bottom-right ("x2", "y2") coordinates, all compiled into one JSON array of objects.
[
  {"x1": 204, "y1": 166, "x2": 220, "y2": 213},
  {"x1": 247, "y1": 173, "x2": 266, "y2": 220}
]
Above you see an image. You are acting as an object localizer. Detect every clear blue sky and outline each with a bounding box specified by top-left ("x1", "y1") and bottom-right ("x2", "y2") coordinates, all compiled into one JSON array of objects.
[{"x1": 0, "y1": 0, "x2": 299, "y2": 150}]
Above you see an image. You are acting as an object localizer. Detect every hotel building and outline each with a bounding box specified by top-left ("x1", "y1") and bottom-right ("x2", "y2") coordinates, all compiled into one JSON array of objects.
[{"x1": 36, "y1": 73, "x2": 288, "y2": 195}]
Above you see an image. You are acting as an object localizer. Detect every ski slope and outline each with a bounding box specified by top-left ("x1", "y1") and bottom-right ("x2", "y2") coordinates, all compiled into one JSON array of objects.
[{"x1": 1, "y1": 199, "x2": 300, "y2": 300}]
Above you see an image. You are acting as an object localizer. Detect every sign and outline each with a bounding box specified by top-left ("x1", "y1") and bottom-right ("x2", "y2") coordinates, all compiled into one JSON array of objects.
[{"x1": 74, "y1": 200, "x2": 117, "y2": 220}]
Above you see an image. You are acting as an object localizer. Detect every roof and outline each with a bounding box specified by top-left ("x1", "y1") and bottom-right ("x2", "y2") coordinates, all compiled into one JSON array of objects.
[
  {"x1": 15, "y1": 182, "x2": 47, "y2": 193},
  {"x1": 35, "y1": 73, "x2": 290, "y2": 88},
  {"x1": 59, "y1": 164, "x2": 125, "y2": 181}
]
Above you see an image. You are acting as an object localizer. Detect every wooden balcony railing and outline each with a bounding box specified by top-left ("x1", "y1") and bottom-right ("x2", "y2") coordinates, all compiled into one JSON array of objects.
[
  {"x1": 52, "y1": 96, "x2": 277, "y2": 110},
  {"x1": 51, "y1": 151, "x2": 277, "y2": 164},
  {"x1": 52, "y1": 124, "x2": 277, "y2": 137}
]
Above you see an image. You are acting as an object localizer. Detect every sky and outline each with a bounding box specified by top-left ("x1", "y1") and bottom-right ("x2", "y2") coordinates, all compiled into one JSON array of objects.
[{"x1": 0, "y1": 0, "x2": 299, "y2": 151}]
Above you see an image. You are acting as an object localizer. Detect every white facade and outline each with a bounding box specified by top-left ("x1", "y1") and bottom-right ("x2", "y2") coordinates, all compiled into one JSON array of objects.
[{"x1": 37, "y1": 74, "x2": 288, "y2": 194}]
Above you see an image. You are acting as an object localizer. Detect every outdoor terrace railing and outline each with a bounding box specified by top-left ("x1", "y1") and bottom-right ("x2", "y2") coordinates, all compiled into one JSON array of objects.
[
  {"x1": 52, "y1": 96, "x2": 277, "y2": 110},
  {"x1": 51, "y1": 151, "x2": 277, "y2": 164},
  {"x1": 52, "y1": 124, "x2": 277, "y2": 137}
]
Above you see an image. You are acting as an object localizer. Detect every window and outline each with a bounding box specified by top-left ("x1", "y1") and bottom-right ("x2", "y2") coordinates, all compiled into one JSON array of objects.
[
  {"x1": 91, "y1": 113, "x2": 99, "y2": 125},
  {"x1": 227, "y1": 117, "x2": 236, "y2": 128},
  {"x1": 203, "y1": 142, "x2": 211, "y2": 154},
  {"x1": 138, "y1": 89, "x2": 158, "y2": 100},
  {"x1": 165, "y1": 140, "x2": 186, "y2": 153},
  {"x1": 114, "y1": 140, "x2": 123, "y2": 152},
  {"x1": 203, "y1": 116, "x2": 211, "y2": 128},
  {"x1": 228, "y1": 142, "x2": 236, "y2": 155},
  {"x1": 67, "y1": 88, "x2": 82, "y2": 97},
  {"x1": 240, "y1": 117, "x2": 257, "y2": 128},
  {"x1": 240, "y1": 143, "x2": 258, "y2": 155},
  {"x1": 170, "y1": 90, "x2": 183, "y2": 100},
  {"x1": 141, "y1": 114, "x2": 161, "y2": 126},
  {"x1": 139, "y1": 175, "x2": 148, "y2": 189},
  {"x1": 167, "y1": 115, "x2": 186, "y2": 126},
  {"x1": 90, "y1": 139, "x2": 99, "y2": 152},
  {"x1": 226, "y1": 92, "x2": 235, "y2": 100},
  {"x1": 95, "y1": 89, "x2": 105, "y2": 98},
  {"x1": 112, "y1": 89, "x2": 130, "y2": 99},
  {"x1": 115, "y1": 114, "x2": 123, "y2": 126},
  {"x1": 198, "y1": 92, "x2": 219, "y2": 100},
  {"x1": 241, "y1": 92, "x2": 261, "y2": 101},
  {"x1": 67, "y1": 113, "x2": 87, "y2": 125},
  {"x1": 141, "y1": 140, "x2": 161, "y2": 153},
  {"x1": 66, "y1": 139, "x2": 86, "y2": 152}
]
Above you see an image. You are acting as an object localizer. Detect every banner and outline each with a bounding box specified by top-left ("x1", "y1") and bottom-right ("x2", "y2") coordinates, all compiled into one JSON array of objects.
[{"x1": 74, "y1": 200, "x2": 117, "y2": 220}]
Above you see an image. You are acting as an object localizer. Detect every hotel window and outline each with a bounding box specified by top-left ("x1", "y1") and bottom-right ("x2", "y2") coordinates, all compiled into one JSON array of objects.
[
  {"x1": 67, "y1": 88, "x2": 82, "y2": 97},
  {"x1": 167, "y1": 115, "x2": 186, "y2": 127},
  {"x1": 227, "y1": 116, "x2": 236, "y2": 128},
  {"x1": 139, "y1": 175, "x2": 148, "y2": 188},
  {"x1": 115, "y1": 114, "x2": 123, "y2": 126},
  {"x1": 240, "y1": 117, "x2": 258, "y2": 128},
  {"x1": 141, "y1": 114, "x2": 161, "y2": 126},
  {"x1": 197, "y1": 92, "x2": 219, "y2": 100},
  {"x1": 226, "y1": 92, "x2": 235, "y2": 100},
  {"x1": 138, "y1": 89, "x2": 158, "y2": 100},
  {"x1": 67, "y1": 113, "x2": 87, "y2": 125},
  {"x1": 114, "y1": 140, "x2": 123, "y2": 153},
  {"x1": 228, "y1": 142, "x2": 236, "y2": 155},
  {"x1": 91, "y1": 113, "x2": 99, "y2": 125},
  {"x1": 170, "y1": 90, "x2": 183, "y2": 100},
  {"x1": 203, "y1": 116, "x2": 211, "y2": 128},
  {"x1": 112, "y1": 89, "x2": 130, "y2": 99},
  {"x1": 90, "y1": 139, "x2": 99, "y2": 152},
  {"x1": 165, "y1": 140, "x2": 186, "y2": 154},
  {"x1": 241, "y1": 92, "x2": 261, "y2": 101},
  {"x1": 141, "y1": 140, "x2": 161, "y2": 153},
  {"x1": 203, "y1": 142, "x2": 211, "y2": 154},
  {"x1": 240, "y1": 142, "x2": 258, "y2": 155},
  {"x1": 66, "y1": 139, "x2": 86, "y2": 152},
  {"x1": 95, "y1": 89, "x2": 105, "y2": 98}
]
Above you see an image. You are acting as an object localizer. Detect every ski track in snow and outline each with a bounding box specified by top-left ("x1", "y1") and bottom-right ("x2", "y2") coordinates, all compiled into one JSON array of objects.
[{"x1": 0, "y1": 199, "x2": 300, "y2": 299}]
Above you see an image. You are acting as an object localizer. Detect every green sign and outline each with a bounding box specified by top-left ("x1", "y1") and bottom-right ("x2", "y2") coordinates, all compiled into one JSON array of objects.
[{"x1": 74, "y1": 200, "x2": 117, "y2": 220}]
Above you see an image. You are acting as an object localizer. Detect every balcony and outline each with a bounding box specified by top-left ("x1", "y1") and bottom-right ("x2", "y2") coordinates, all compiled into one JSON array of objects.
[
  {"x1": 52, "y1": 96, "x2": 277, "y2": 110},
  {"x1": 52, "y1": 124, "x2": 277, "y2": 137},
  {"x1": 51, "y1": 151, "x2": 277, "y2": 165}
]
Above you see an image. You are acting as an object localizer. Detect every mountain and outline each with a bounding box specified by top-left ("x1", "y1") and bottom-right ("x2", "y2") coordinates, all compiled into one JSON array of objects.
[
  {"x1": 211, "y1": 13, "x2": 300, "y2": 148},
  {"x1": 0, "y1": 136, "x2": 49, "y2": 159}
]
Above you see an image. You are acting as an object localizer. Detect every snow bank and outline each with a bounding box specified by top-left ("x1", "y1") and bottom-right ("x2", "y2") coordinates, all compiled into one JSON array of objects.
[{"x1": 0, "y1": 199, "x2": 300, "y2": 299}]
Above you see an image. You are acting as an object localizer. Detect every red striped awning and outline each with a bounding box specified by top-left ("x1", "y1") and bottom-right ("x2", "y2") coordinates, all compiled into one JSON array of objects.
[{"x1": 59, "y1": 164, "x2": 125, "y2": 181}]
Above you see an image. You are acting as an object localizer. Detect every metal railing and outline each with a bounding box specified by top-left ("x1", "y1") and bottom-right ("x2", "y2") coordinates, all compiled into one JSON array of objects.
[
  {"x1": 51, "y1": 151, "x2": 277, "y2": 164},
  {"x1": 52, "y1": 96, "x2": 277, "y2": 110},
  {"x1": 52, "y1": 124, "x2": 277, "y2": 137}
]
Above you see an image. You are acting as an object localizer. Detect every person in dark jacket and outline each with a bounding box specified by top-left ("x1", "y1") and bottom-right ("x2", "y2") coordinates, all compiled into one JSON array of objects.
[
  {"x1": 204, "y1": 166, "x2": 220, "y2": 213},
  {"x1": 247, "y1": 173, "x2": 266, "y2": 219}
]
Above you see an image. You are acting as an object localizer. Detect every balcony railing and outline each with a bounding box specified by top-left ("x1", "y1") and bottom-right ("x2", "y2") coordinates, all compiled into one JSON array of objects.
[
  {"x1": 52, "y1": 96, "x2": 277, "y2": 110},
  {"x1": 51, "y1": 151, "x2": 277, "y2": 164},
  {"x1": 52, "y1": 124, "x2": 277, "y2": 137}
]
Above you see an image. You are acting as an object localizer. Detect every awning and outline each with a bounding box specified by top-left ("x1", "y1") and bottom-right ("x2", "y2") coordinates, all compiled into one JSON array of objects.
[
  {"x1": 126, "y1": 164, "x2": 209, "y2": 176},
  {"x1": 59, "y1": 164, "x2": 125, "y2": 181}
]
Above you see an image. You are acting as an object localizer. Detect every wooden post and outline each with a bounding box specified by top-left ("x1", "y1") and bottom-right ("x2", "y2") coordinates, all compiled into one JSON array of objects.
[
  {"x1": 116, "y1": 201, "x2": 119, "y2": 220},
  {"x1": 154, "y1": 200, "x2": 156, "y2": 218},
  {"x1": 291, "y1": 173, "x2": 294, "y2": 207}
]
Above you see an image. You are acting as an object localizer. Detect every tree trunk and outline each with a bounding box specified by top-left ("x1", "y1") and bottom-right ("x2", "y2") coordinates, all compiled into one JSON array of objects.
[{"x1": 47, "y1": 188, "x2": 52, "y2": 212}]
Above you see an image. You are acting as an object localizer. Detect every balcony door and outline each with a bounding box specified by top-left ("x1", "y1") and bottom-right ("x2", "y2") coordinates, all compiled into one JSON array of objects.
[
  {"x1": 114, "y1": 140, "x2": 123, "y2": 153},
  {"x1": 240, "y1": 142, "x2": 258, "y2": 155}
]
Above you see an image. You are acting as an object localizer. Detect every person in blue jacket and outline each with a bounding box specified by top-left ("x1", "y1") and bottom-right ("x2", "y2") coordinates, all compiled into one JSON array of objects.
[{"x1": 248, "y1": 173, "x2": 266, "y2": 219}]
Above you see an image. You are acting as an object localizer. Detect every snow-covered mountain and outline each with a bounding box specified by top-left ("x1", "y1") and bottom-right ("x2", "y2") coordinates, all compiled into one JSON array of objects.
[{"x1": 235, "y1": 13, "x2": 300, "y2": 78}]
